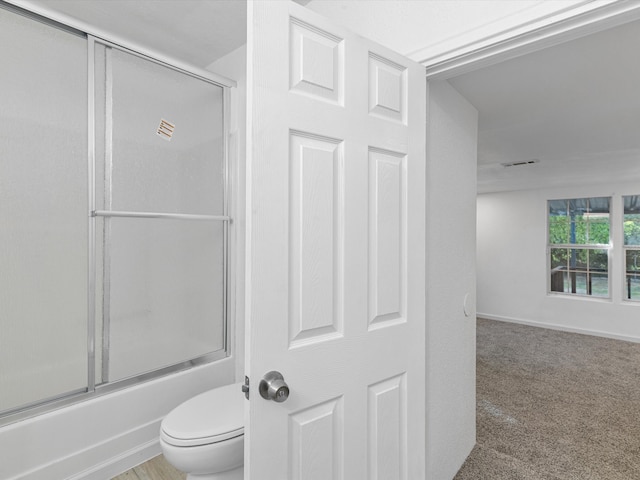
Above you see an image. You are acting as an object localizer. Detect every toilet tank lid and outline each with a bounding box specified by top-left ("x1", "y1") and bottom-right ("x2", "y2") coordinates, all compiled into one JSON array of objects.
[{"x1": 161, "y1": 382, "x2": 244, "y2": 444}]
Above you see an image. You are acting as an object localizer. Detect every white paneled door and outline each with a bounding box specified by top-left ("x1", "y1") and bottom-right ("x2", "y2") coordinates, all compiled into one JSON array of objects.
[{"x1": 246, "y1": 1, "x2": 426, "y2": 479}]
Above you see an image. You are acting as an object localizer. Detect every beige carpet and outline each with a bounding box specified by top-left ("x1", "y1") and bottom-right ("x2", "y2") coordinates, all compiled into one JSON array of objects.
[{"x1": 455, "y1": 318, "x2": 640, "y2": 480}]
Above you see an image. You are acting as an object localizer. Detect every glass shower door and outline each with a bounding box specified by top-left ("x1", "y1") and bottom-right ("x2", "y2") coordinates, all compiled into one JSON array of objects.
[
  {"x1": 94, "y1": 44, "x2": 227, "y2": 383},
  {"x1": 0, "y1": 8, "x2": 88, "y2": 413}
]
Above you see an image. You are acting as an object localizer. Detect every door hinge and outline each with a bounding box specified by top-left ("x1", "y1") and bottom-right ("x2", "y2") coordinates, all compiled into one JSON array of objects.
[{"x1": 242, "y1": 375, "x2": 250, "y2": 400}]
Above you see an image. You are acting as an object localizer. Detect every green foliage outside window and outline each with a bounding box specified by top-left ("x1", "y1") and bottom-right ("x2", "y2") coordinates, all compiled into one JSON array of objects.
[
  {"x1": 548, "y1": 214, "x2": 610, "y2": 245},
  {"x1": 550, "y1": 248, "x2": 608, "y2": 271},
  {"x1": 624, "y1": 215, "x2": 640, "y2": 245},
  {"x1": 624, "y1": 197, "x2": 640, "y2": 300},
  {"x1": 549, "y1": 207, "x2": 609, "y2": 269}
]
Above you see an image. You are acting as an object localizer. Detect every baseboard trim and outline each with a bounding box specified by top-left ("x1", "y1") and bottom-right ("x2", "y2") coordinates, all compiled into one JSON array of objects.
[
  {"x1": 14, "y1": 419, "x2": 163, "y2": 480},
  {"x1": 67, "y1": 428, "x2": 162, "y2": 480},
  {"x1": 477, "y1": 313, "x2": 640, "y2": 344}
]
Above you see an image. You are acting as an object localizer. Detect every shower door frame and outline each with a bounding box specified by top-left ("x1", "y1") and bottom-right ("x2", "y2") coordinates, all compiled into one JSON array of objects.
[
  {"x1": 87, "y1": 36, "x2": 233, "y2": 391},
  {"x1": 0, "y1": 3, "x2": 237, "y2": 427}
]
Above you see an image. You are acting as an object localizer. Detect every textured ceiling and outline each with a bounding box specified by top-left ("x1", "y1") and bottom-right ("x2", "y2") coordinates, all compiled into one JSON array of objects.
[
  {"x1": 449, "y1": 18, "x2": 640, "y2": 192},
  {"x1": 450, "y1": 18, "x2": 640, "y2": 168}
]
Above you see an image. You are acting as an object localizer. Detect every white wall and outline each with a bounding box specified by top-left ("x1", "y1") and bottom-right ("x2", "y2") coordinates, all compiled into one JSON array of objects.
[
  {"x1": 478, "y1": 181, "x2": 640, "y2": 342},
  {"x1": 426, "y1": 80, "x2": 478, "y2": 479}
]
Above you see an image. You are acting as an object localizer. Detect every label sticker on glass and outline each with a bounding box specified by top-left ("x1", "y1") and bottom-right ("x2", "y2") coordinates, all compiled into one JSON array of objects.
[{"x1": 157, "y1": 118, "x2": 175, "y2": 141}]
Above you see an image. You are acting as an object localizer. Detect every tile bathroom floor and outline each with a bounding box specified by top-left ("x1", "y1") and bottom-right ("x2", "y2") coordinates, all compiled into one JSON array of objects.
[{"x1": 112, "y1": 455, "x2": 185, "y2": 480}]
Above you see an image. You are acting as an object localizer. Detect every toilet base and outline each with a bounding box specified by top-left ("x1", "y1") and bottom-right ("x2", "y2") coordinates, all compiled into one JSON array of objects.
[{"x1": 186, "y1": 466, "x2": 243, "y2": 480}]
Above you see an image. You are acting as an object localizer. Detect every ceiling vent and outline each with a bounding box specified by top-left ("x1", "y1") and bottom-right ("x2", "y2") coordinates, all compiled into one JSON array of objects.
[{"x1": 501, "y1": 159, "x2": 540, "y2": 168}]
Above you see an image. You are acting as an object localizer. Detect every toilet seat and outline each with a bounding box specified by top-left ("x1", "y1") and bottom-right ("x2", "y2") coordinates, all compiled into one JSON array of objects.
[{"x1": 161, "y1": 382, "x2": 244, "y2": 448}]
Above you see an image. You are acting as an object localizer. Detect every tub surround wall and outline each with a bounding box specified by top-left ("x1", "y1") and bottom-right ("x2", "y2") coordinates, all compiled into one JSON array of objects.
[{"x1": 0, "y1": 360, "x2": 234, "y2": 480}]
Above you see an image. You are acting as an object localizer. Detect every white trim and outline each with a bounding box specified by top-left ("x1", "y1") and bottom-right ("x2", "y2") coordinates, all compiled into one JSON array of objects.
[
  {"x1": 478, "y1": 312, "x2": 640, "y2": 344},
  {"x1": 7, "y1": 419, "x2": 161, "y2": 480},
  {"x1": 3, "y1": 0, "x2": 237, "y2": 88},
  {"x1": 423, "y1": 0, "x2": 640, "y2": 79},
  {"x1": 87, "y1": 34, "x2": 97, "y2": 393},
  {"x1": 68, "y1": 438, "x2": 160, "y2": 480},
  {"x1": 94, "y1": 36, "x2": 235, "y2": 88},
  {"x1": 51, "y1": 422, "x2": 160, "y2": 480}
]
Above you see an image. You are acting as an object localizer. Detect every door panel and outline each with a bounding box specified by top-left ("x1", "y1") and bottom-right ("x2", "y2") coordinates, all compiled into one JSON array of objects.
[
  {"x1": 246, "y1": 2, "x2": 426, "y2": 478},
  {"x1": 289, "y1": 132, "x2": 344, "y2": 346},
  {"x1": 368, "y1": 373, "x2": 407, "y2": 480},
  {"x1": 369, "y1": 148, "x2": 405, "y2": 328},
  {"x1": 289, "y1": 396, "x2": 343, "y2": 480}
]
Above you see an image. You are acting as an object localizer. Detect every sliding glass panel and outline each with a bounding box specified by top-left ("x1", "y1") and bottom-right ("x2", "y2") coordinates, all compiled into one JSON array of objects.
[
  {"x1": 107, "y1": 218, "x2": 225, "y2": 382},
  {"x1": 0, "y1": 9, "x2": 87, "y2": 412},
  {"x1": 96, "y1": 45, "x2": 227, "y2": 383},
  {"x1": 108, "y1": 47, "x2": 225, "y2": 215}
]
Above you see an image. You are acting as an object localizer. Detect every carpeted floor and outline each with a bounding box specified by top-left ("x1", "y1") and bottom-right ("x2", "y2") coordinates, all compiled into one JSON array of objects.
[{"x1": 454, "y1": 318, "x2": 640, "y2": 480}]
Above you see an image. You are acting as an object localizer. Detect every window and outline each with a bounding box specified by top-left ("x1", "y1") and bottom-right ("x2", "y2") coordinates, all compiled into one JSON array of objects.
[
  {"x1": 624, "y1": 195, "x2": 640, "y2": 301},
  {"x1": 548, "y1": 197, "x2": 610, "y2": 297}
]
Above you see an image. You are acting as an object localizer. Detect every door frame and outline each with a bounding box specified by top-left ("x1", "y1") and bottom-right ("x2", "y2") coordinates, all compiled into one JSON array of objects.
[
  {"x1": 422, "y1": 0, "x2": 640, "y2": 79},
  {"x1": 418, "y1": 0, "x2": 640, "y2": 477}
]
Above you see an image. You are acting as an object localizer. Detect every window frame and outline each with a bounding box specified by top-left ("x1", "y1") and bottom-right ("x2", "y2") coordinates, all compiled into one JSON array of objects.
[
  {"x1": 622, "y1": 195, "x2": 640, "y2": 302},
  {"x1": 547, "y1": 197, "x2": 612, "y2": 299}
]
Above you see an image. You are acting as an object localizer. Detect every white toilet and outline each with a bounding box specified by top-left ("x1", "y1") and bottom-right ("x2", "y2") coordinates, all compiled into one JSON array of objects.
[{"x1": 160, "y1": 382, "x2": 244, "y2": 480}]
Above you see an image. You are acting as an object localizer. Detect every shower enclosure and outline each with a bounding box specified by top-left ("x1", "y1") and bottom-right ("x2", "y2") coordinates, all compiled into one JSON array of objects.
[{"x1": 0, "y1": 5, "x2": 230, "y2": 424}]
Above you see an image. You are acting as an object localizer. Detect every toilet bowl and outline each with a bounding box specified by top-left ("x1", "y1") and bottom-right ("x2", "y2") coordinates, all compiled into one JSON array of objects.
[{"x1": 160, "y1": 382, "x2": 244, "y2": 480}]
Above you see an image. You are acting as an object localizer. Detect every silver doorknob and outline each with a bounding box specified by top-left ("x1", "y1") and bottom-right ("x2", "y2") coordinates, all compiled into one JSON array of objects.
[{"x1": 259, "y1": 371, "x2": 290, "y2": 402}]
